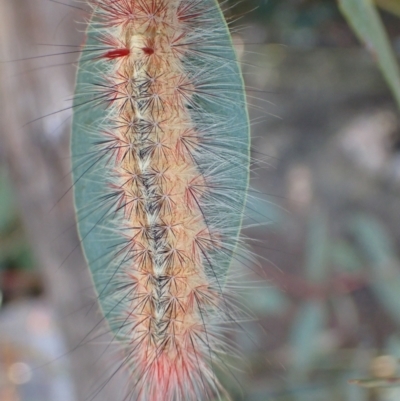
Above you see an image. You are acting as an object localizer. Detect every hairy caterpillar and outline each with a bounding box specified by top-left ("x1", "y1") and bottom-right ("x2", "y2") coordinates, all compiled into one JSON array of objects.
[{"x1": 71, "y1": 1, "x2": 250, "y2": 400}]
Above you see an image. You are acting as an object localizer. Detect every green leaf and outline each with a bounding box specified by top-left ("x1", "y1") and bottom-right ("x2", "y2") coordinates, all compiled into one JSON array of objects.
[
  {"x1": 244, "y1": 285, "x2": 290, "y2": 315},
  {"x1": 330, "y1": 240, "x2": 363, "y2": 273},
  {"x1": 339, "y1": 0, "x2": 400, "y2": 109},
  {"x1": 349, "y1": 214, "x2": 400, "y2": 327},
  {"x1": 288, "y1": 208, "x2": 330, "y2": 378},
  {"x1": 290, "y1": 300, "x2": 327, "y2": 378},
  {"x1": 375, "y1": 0, "x2": 400, "y2": 17},
  {"x1": 305, "y1": 207, "x2": 330, "y2": 283},
  {"x1": 386, "y1": 334, "x2": 400, "y2": 360},
  {"x1": 71, "y1": 1, "x2": 250, "y2": 334},
  {"x1": 0, "y1": 169, "x2": 17, "y2": 233}
]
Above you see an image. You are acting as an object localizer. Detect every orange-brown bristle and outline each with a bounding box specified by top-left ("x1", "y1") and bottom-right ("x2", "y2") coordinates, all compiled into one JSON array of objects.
[
  {"x1": 91, "y1": 0, "x2": 220, "y2": 399},
  {"x1": 73, "y1": 0, "x2": 249, "y2": 400}
]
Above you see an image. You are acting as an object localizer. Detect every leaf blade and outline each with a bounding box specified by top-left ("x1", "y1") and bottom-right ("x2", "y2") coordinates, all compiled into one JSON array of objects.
[{"x1": 339, "y1": 0, "x2": 400, "y2": 108}]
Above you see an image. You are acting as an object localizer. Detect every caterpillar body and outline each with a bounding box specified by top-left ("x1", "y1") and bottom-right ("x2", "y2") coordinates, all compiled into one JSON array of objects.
[{"x1": 72, "y1": 0, "x2": 250, "y2": 400}]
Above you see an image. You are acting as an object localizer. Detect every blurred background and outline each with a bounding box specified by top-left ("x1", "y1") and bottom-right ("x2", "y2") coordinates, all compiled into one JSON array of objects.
[{"x1": 1, "y1": 0, "x2": 400, "y2": 400}]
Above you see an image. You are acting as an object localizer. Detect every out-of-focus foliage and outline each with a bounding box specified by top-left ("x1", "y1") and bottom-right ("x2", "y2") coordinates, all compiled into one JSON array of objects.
[
  {"x1": 339, "y1": 0, "x2": 400, "y2": 109},
  {"x1": 0, "y1": 169, "x2": 33, "y2": 272},
  {"x1": 0, "y1": 170, "x2": 16, "y2": 233},
  {"x1": 226, "y1": 0, "x2": 400, "y2": 108},
  {"x1": 234, "y1": 202, "x2": 400, "y2": 400},
  {"x1": 0, "y1": 167, "x2": 38, "y2": 305},
  {"x1": 376, "y1": 0, "x2": 400, "y2": 17}
]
